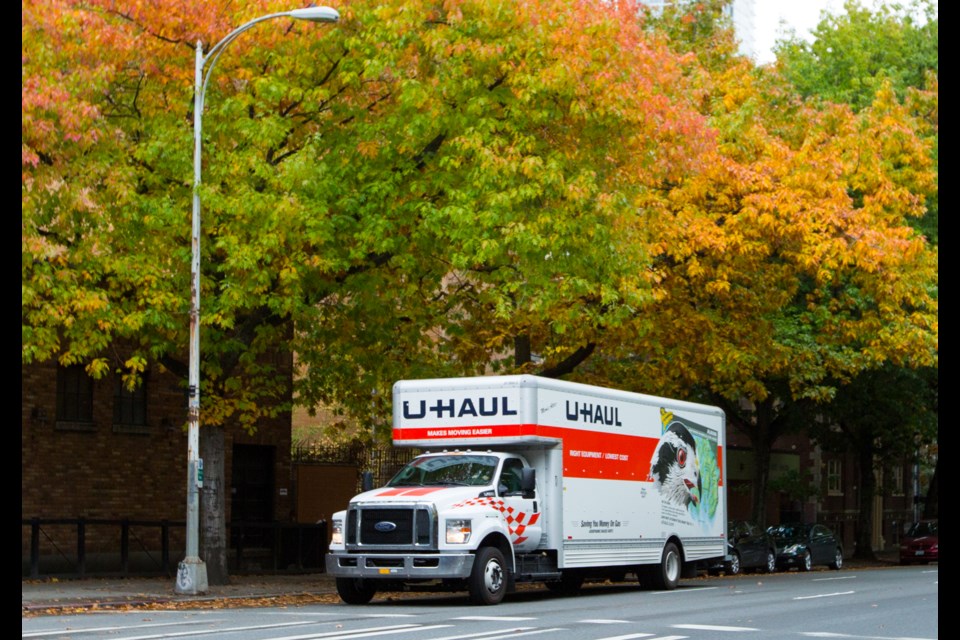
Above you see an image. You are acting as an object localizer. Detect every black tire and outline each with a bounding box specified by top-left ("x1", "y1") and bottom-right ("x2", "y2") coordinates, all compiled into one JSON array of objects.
[
  {"x1": 469, "y1": 547, "x2": 508, "y2": 605},
  {"x1": 726, "y1": 551, "x2": 742, "y2": 576},
  {"x1": 800, "y1": 550, "x2": 813, "y2": 572},
  {"x1": 335, "y1": 578, "x2": 377, "y2": 605},
  {"x1": 830, "y1": 548, "x2": 843, "y2": 570},
  {"x1": 546, "y1": 572, "x2": 583, "y2": 596},
  {"x1": 651, "y1": 542, "x2": 682, "y2": 590},
  {"x1": 764, "y1": 550, "x2": 777, "y2": 574}
]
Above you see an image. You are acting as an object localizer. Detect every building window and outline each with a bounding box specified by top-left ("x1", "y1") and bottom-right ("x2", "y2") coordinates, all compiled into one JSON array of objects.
[
  {"x1": 56, "y1": 365, "x2": 94, "y2": 423},
  {"x1": 113, "y1": 374, "x2": 149, "y2": 433},
  {"x1": 827, "y1": 459, "x2": 843, "y2": 496}
]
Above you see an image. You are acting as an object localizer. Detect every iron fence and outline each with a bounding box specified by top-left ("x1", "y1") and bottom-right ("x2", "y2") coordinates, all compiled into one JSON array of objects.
[{"x1": 22, "y1": 518, "x2": 328, "y2": 579}]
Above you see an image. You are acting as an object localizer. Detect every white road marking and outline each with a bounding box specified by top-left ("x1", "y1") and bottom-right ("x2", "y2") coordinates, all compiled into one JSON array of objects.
[
  {"x1": 54, "y1": 620, "x2": 328, "y2": 640},
  {"x1": 21, "y1": 620, "x2": 227, "y2": 637},
  {"x1": 582, "y1": 619, "x2": 630, "y2": 624},
  {"x1": 792, "y1": 591, "x2": 855, "y2": 600},
  {"x1": 269, "y1": 624, "x2": 452, "y2": 640},
  {"x1": 591, "y1": 633, "x2": 656, "y2": 640},
  {"x1": 454, "y1": 616, "x2": 537, "y2": 621},
  {"x1": 801, "y1": 633, "x2": 936, "y2": 640},
  {"x1": 673, "y1": 624, "x2": 759, "y2": 631},
  {"x1": 421, "y1": 628, "x2": 537, "y2": 640},
  {"x1": 652, "y1": 587, "x2": 718, "y2": 594},
  {"x1": 424, "y1": 629, "x2": 566, "y2": 640},
  {"x1": 812, "y1": 576, "x2": 857, "y2": 581}
]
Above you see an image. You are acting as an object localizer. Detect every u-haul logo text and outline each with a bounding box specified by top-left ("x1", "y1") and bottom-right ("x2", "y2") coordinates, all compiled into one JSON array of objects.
[
  {"x1": 402, "y1": 396, "x2": 518, "y2": 420},
  {"x1": 565, "y1": 401, "x2": 622, "y2": 427}
]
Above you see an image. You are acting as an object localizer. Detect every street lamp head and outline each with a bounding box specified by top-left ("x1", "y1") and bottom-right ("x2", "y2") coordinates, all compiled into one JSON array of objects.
[{"x1": 288, "y1": 6, "x2": 340, "y2": 23}]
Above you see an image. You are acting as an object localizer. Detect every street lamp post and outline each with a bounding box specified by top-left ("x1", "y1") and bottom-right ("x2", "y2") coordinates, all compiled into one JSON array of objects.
[{"x1": 175, "y1": 6, "x2": 339, "y2": 596}]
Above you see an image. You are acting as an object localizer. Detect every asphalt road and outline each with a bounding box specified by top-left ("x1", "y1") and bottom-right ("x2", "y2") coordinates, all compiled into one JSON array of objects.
[{"x1": 22, "y1": 563, "x2": 938, "y2": 640}]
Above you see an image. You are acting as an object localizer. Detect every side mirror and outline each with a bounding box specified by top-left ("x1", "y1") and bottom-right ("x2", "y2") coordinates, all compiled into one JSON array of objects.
[
  {"x1": 521, "y1": 468, "x2": 536, "y2": 494},
  {"x1": 362, "y1": 471, "x2": 374, "y2": 492}
]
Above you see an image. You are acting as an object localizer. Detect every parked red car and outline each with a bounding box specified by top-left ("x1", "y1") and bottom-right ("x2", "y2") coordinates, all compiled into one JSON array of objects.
[{"x1": 900, "y1": 519, "x2": 938, "y2": 565}]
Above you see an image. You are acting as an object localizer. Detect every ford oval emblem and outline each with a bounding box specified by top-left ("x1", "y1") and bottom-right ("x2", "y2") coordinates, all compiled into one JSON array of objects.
[{"x1": 374, "y1": 521, "x2": 397, "y2": 533}]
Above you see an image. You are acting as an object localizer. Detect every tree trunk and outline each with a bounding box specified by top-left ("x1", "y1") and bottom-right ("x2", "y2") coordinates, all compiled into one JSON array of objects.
[
  {"x1": 514, "y1": 334, "x2": 531, "y2": 367},
  {"x1": 853, "y1": 440, "x2": 877, "y2": 560},
  {"x1": 201, "y1": 424, "x2": 230, "y2": 585},
  {"x1": 750, "y1": 427, "x2": 772, "y2": 528}
]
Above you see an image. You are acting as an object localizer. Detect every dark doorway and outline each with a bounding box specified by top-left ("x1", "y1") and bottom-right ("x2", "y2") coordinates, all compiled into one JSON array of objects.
[{"x1": 231, "y1": 444, "x2": 275, "y2": 549}]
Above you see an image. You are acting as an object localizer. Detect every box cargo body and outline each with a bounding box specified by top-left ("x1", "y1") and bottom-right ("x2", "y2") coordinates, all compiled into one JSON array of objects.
[{"x1": 326, "y1": 375, "x2": 726, "y2": 605}]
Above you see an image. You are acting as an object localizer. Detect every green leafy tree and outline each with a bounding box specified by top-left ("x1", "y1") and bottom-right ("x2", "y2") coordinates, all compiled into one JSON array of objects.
[{"x1": 774, "y1": 0, "x2": 938, "y2": 111}]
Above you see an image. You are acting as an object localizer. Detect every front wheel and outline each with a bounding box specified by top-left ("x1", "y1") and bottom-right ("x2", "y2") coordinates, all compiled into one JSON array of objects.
[
  {"x1": 469, "y1": 547, "x2": 508, "y2": 605},
  {"x1": 651, "y1": 542, "x2": 681, "y2": 590},
  {"x1": 335, "y1": 578, "x2": 377, "y2": 605},
  {"x1": 764, "y1": 550, "x2": 777, "y2": 574},
  {"x1": 800, "y1": 550, "x2": 813, "y2": 572},
  {"x1": 830, "y1": 548, "x2": 843, "y2": 570}
]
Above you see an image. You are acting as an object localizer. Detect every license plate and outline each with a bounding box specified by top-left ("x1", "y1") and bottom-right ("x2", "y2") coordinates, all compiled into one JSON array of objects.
[{"x1": 914, "y1": 550, "x2": 925, "y2": 556}]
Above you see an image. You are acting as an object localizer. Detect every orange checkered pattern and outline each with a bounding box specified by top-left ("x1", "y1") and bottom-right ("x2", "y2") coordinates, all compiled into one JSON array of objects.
[{"x1": 452, "y1": 497, "x2": 541, "y2": 545}]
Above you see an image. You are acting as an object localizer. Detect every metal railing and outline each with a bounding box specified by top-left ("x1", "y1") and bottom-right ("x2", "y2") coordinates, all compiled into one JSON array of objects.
[{"x1": 22, "y1": 518, "x2": 328, "y2": 578}]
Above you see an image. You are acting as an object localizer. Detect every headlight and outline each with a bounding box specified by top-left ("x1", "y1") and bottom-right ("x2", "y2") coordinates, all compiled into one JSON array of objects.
[
  {"x1": 330, "y1": 519, "x2": 344, "y2": 545},
  {"x1": 783, "y1": 544, "x2": 801, "y2": 555},
  {"x1": 446, "y1": 519, "x2": 472, "y2": 544}
]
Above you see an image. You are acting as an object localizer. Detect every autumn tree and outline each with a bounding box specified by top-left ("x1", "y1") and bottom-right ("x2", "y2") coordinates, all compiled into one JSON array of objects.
[
  {"x1": 577, "y1": 5, "x2": 939, "y2": 527},
  {"x1": 773, "y1": 0, "x2": 938, "y2": 547},
  {"x1": 775, "y1": 0, "x2": 938, "y2": 243},
  {"x1": 23, "y1": 0, "x2": 718, "y2": 582}
]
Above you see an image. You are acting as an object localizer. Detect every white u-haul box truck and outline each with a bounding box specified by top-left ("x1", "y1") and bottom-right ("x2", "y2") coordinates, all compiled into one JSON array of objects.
[{"x1": 326, "y1": 375, "x2": 727, "y2": 604}]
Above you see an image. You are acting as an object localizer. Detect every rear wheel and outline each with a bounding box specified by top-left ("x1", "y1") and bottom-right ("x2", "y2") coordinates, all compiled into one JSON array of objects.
[
  {"x1": 335, "y1": 578, "x2": 377, "y2": 605},
  {"x1": 469, "y1": 547, "x2": 507, "y2": 605},
  {"x1": 651, "y1": 542, "x2": 681, "y2": 590},
  {"x1": 830, "y1": 548, "x2": 843, "y2": 570}
]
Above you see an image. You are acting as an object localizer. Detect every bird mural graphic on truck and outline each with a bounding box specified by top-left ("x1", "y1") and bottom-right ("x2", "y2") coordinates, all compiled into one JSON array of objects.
[{"x1": 648, "y1": 409, "x2": 702, "y2": 507}]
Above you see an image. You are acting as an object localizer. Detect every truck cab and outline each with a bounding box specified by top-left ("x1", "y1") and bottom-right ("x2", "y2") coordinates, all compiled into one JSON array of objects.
[{"x1": 327, "y1": 450, "x2": 540, "y2": 604}]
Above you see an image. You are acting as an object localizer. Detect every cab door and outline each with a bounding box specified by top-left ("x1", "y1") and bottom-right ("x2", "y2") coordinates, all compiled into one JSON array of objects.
[{"x1": 498, "y1": 457, "x2": 542, "y2": 552}]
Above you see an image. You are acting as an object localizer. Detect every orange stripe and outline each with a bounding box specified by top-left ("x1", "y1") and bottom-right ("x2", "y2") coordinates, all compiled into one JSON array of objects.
[{"x1": 393, "y1": 424, "x2": 724, "y2": 484}]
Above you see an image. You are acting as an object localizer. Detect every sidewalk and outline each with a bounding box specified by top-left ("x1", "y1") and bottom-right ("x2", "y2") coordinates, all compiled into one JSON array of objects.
[{"x1": 22, "y1": 572, "x2": 340, "y2": 615}]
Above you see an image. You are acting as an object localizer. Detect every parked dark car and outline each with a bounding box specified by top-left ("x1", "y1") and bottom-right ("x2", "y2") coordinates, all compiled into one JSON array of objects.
[
  {"x1": 768, "y1": 523, "x2": 843, "y2": 571},
  {"x1": 710, "y1": 520, "x2": 778, "y2": 575},
  {"x1": 899, "y1": 519, "x2": 938, "y2": 564}
]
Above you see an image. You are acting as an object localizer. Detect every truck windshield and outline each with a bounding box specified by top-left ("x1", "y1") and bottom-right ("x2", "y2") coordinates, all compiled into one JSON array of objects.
[{"x1": 387, "y1": 455, "x2": 498, "y2": 487}]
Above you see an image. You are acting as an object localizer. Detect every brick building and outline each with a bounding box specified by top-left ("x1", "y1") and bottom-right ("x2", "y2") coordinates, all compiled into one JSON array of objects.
[
  {"x1": 724, "y1": 427, "x2": 919, "y2": 555},
  {"x1": 21, "y1": 357, "x2": 294, "y2": 575}
]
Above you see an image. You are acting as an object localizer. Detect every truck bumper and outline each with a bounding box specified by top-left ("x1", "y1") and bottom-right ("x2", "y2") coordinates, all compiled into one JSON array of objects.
[{"x1": 326, "y1": 551, "x2": 475, "y2": 580}]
